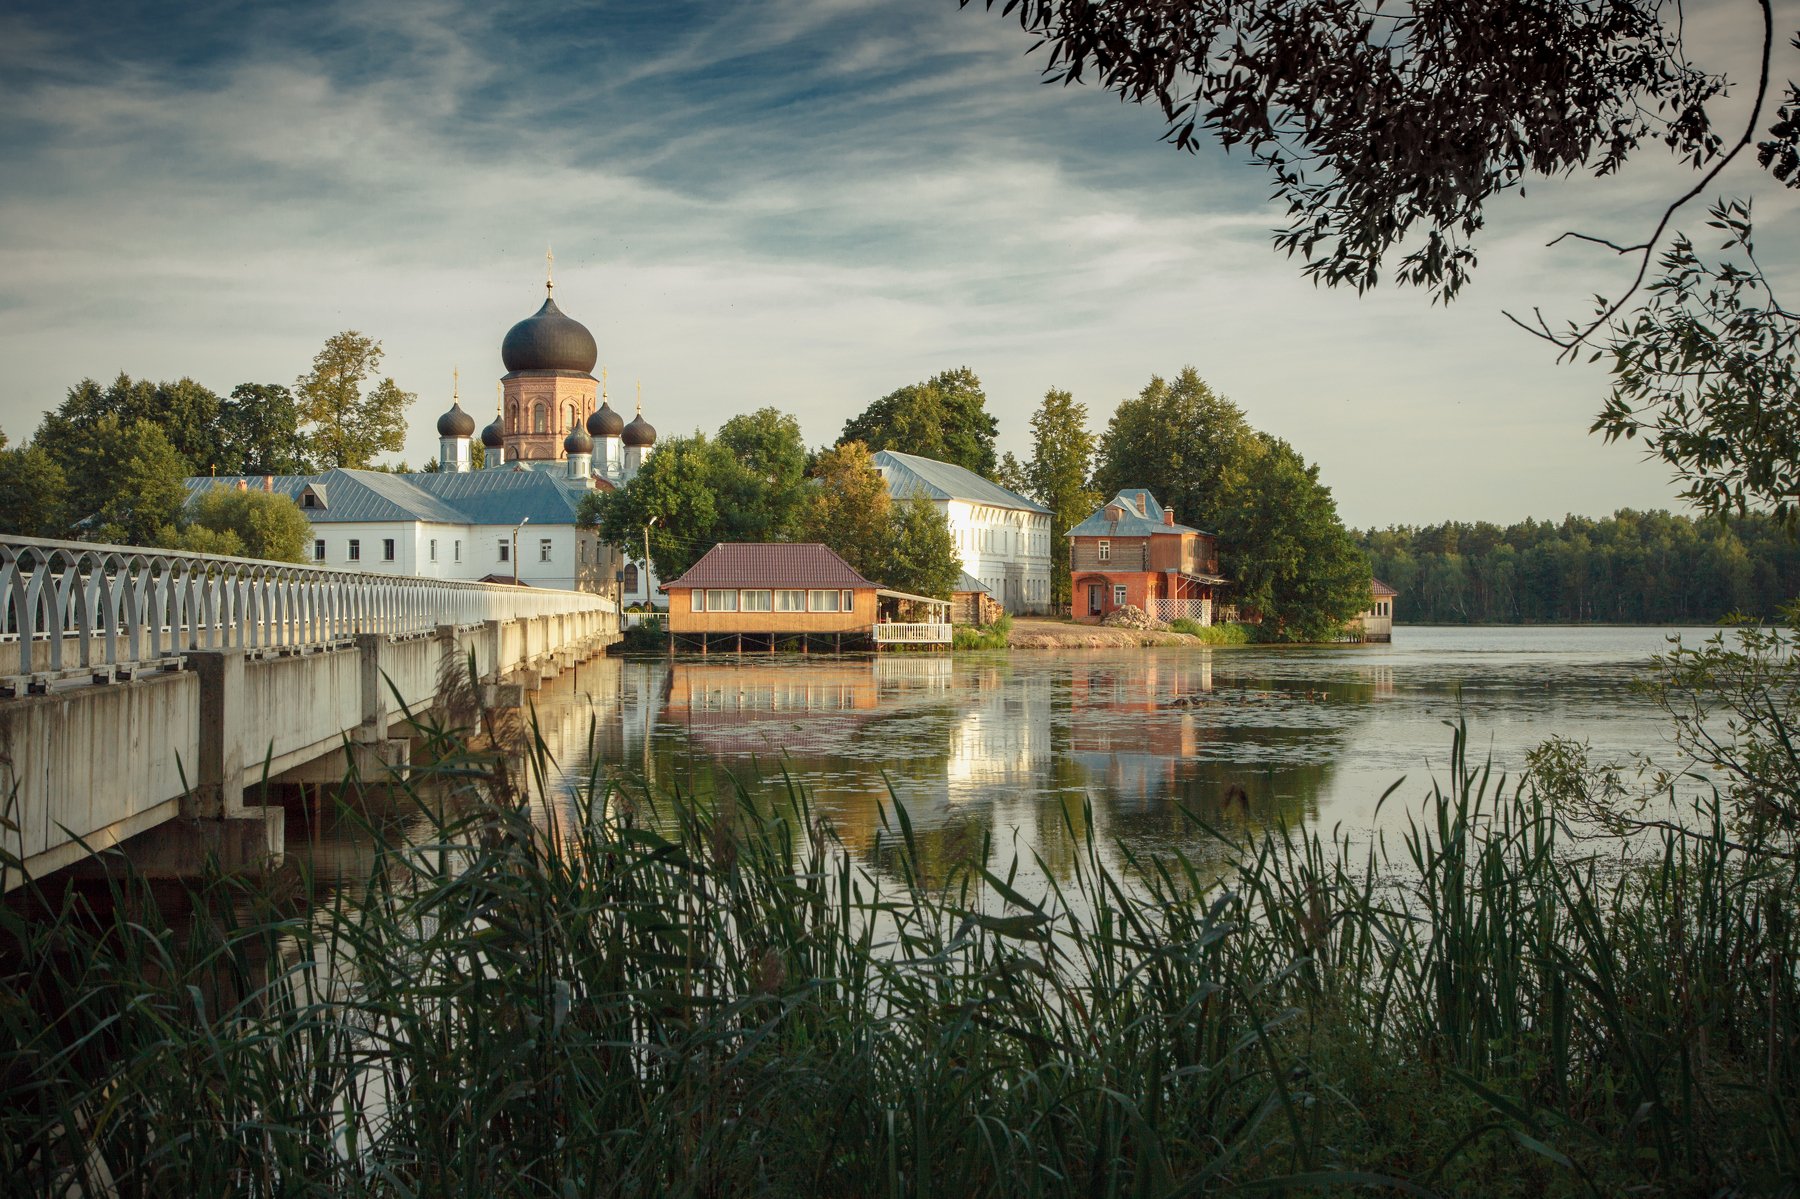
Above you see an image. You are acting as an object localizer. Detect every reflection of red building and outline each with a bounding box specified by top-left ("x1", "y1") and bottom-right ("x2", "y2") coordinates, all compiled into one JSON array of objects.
[{"x1": 1069, "y1": 490, "x2": 1228, "y2": 624}]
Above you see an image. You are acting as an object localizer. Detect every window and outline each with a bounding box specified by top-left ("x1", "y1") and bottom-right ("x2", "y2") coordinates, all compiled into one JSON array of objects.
[
  {"x1": 808, "y1": 589, "x2": 841, "y2": 612},
  {"x1": 533, "y1": 403, "x2": 548, "y2": 434},
  {"x1": 508, "y1": 403, "x2": 518, "y2": 432},
  {"x1": 775, "y1": 589, "x2": 806, "y2": 612},
  {"x1": 313, "y1": 539, "x2": 325, "y2": 561},
  {"x1": 539, "y1": 538, "x2": 552, "y2": 563},
  {"x1": 1113, "y1": 584, "x2": 1128, "y2": 606},
  {"x1": 623, "y1": 563, "x2": 639, "y2": 593},
  {"x1": 498, "y1": 541, "x2": 509, "y2": 562},
  {"x1": 429, "y1": 539, "x2": 438, "y2": 562},
  {"x1": 348, "y1": 539, "x2": 360, "y2": 562},
  {"x1": 303, "y1": 493, "x2": 317, "y2": 509},
  {"x1": 691, "y1": 590, "x2": 705, "y2": 612},
  {"x1": 842, "y1": 590, "x2": 854, "y2": 611},
  {"x1": 741, "y1": 589, "x2": 772, "y2": 612},
  {"x1": 1098, "y1": 540, "x2": 1111, "y2": 561},
  {"x1": 383, "y1": 539, "x2": 396, "y2": 562},
  {"x1": 705, "y1": 589, "x2": 737, "y2": 612},
  {"x1": 454, "y1": 539, "x2": 462, "y2": 562}
]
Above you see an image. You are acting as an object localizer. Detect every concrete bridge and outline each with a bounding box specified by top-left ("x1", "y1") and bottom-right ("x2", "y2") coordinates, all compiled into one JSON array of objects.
[{"x1": 0, "y1": 534, "x2": 618, "y2": 892}]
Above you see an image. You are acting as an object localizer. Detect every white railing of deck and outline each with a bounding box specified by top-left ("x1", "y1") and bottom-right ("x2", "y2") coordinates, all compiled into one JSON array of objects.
[
  {"x1": 0, "y1": 533, "x2": 613, "y2": 692},
  {"x1": 873, "y1": 622, "x2": 953, "y2": 644}
]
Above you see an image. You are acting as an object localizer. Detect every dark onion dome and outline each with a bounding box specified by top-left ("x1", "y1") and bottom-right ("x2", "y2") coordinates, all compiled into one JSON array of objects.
[
  {"x1": 622, "y1": 412, "x2": 657, "y2": 447},
  {"x1": 586, "y1": 401, "x2": 624, "y2": 437},
  {"x1": 501, "y1": 296, "x2": 598, "y2": 373},
  {"x1": 564, "y1": 426, "x2": 594, "y2": 455},
  {"x1": 437, "y1": 402, "x2": 476, "y2": 438},
  {"x1": 480, "y1": 416, "x2": 504, "y2": 448}
]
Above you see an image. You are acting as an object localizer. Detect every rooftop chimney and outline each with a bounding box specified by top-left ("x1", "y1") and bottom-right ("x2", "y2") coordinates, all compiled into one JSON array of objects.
[
  {"x1": 236, "y1": 479, "x2": 248, "y2": 491},
  {"x1": 1163, "y1": 508, "x2": 1175, "y2": 526},
  {"x1": 262, "y1": 475, "x2": 273, "y2": 492},
  {"x1": 1134, "y1": 493, "x2": 1147, "y2": 516}
]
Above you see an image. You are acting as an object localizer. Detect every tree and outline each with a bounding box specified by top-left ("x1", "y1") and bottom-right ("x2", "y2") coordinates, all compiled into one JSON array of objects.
[
  {"x1": 1025, "y1": 388, "x2": 1099, "y2": 606},
  {"x1": 968, "y1": 1, "x2": 1800, "y2": 520},
  {"x1": 716, "y1": 407, "x2": 808, "y2": 541},
  {"x1": 841, "y1": 367, "x2": 999, "y2": 477},
  {"x1": 879, "y1": 495, "x2": 963, "y2": 598},
  {"x1": 0, "y1": 442, "x2": 71, "y2": 537},
  {"x1": 577, "y1": 433, "x2": 725, "y2": 581},
  {"x1": 801, "y1": 442, "x2": 894, "y2": 580},
  {"x1": 296, "y1": 332, "x2": 413, "y2": 469},
  {"x1": 1092, "y1": 368, "x2": 1258, "y2": 535},
  {"x1": 85, "y1": 419, "x2": 193, "y2": 545},
  {"x1": 1225, "y1": 436, "x2": 1371, "y2": 640},
  {"x1": 36, "y1": 374, "x2": 225, "y2": 478},
  {"x1": 219, "y1": 383, "x2": 312, "y2": 476},
  {"x1": 994, "y1": 451, "x2": 1031, "y2": 497},
  {"x1": 164, "y1": 486, "x2": 311, "y2": 562}
]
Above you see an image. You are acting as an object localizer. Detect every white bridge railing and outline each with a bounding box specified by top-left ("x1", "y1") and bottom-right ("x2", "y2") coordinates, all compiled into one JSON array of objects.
[
  {"x1": 0, "y1": 534, "x2": 614, "y2": 694},
  {"x1": 1151, "y1": 598, "x2": 1212, "y2": 625},
  {"x1": 872, "y1": 622, "x2": 953, "y2": 645}
]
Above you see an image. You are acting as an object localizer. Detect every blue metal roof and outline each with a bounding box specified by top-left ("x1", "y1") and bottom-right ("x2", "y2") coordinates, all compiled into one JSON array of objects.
[
  {"x1": 186, "y1": 466, "x2": 589, "y2": 527},
  {"x1": 872, "y1": 450, "x2": 1051, "y2": 515},
  {"x1": 1067, "y1": 490, "x2": 1210, "y2": 538}
]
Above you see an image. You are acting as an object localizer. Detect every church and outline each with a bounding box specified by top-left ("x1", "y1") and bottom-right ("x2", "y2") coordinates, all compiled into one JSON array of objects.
[{"x1": 188, "y1": 273, "x2": 662, "y2": 602}]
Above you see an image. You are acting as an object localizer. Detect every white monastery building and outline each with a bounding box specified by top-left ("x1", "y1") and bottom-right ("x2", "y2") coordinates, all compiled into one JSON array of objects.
[
  {"x1": 871, "y1": 449, "x2": 1052, "y2": 614},
  {"x1": 187, "y1": 272, "x2": 663, "y2": 600}
]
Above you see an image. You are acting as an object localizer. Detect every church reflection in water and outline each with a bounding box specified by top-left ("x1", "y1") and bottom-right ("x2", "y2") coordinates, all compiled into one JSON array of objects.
[{"x1": 478, "y1": 650, "x2": 1375, "y2": 888}]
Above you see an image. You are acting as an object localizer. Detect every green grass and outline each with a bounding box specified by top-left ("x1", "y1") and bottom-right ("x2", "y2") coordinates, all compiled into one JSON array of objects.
[
  {"x1": 1, "y1": 702, "x2": 1795, "y2": 1196},
  {"x1": 953, "y1": 611, "x2": 1012, "y2": 650},
  {"x1": 1170, "y1": 619, "x2": 1252, "y2": 644}
]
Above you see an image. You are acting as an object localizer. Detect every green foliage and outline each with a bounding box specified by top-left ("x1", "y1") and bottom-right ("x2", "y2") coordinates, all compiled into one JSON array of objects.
[
  {"x1": 953, "y1": 611, "x2": 1012, "y2": 649},
  {"x1": 880, "y1": 495, "x2": 962, "y2": 598},
  {"x1": 993, "y1": 450, "x2": 1030, "y2": 496},
  {"x1": 1092, "y1": 367, "x2": 1257, "y2": 536},
  {"x1": 1594, "y1": 200, "x2": 1800, "y2": 524},
  {"x1": 0, "y1": 442, "x2": 70, "y2": 537},
  {"x1": 219, "y1": 383, "x2": 313, "y2": 476},
  {"x1": 1230, "y1": 435, "x2": 1371, "y2": 641},
  {"x1": 295, "y1": 331, "x2": 413, "y2": 469},
  {"x1": 841, "y1": 366, "x2": 999, "y2": 478},
  {"x1": 1026, "y1": 387, "x2": 1099, "y2": 606},
  {"x1": 578, "y1": 433, "x2": 725, "y2": 581},
  {"x1": 166, "y1": 486, "x2": 311, "y2": 562},
  {"x1": 35, "y1": 374, "x2": 223, "y2": 483},
  {"x1": 66, "y1": 417, "x2": 193, "y2": 545},
  {"x1": 715, "y1": 407, "x2": 809, "y2": 540},
  {"x1": 1359, "y1": 509, "x2": 1800, "y2": 623},
  {"x1": 1169, "y1": 618, "x2": 1251, "y2": 644},
  {"x1": 618, "y1": 613, "x2": 667, "y2": 652},
  {"x1": 800, "y1": 441, "x2": 893, "y2": 579}
]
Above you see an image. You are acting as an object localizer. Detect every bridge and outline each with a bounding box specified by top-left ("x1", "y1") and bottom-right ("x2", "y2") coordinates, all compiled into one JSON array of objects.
[{"x1": 0, "y1": 534, "x2": 618, "y2": 892}]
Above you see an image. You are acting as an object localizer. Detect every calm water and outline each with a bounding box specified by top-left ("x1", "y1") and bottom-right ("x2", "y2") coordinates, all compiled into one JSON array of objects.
[{"x1": 295, "y1": 625, "x2": 1725, "y2": 885}]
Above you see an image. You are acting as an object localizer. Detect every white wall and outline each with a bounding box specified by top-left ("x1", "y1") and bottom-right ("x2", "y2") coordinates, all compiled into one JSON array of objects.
[
  {"x1": 306, "y1": 520, "x2": 599, "y2": 592},
  {"x1": 939, "y1": 500, "x2": 1052, "y2": 614}
]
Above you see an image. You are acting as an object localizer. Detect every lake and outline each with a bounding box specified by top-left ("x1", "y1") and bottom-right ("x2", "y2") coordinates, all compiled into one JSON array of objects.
[{"x1": 289, "y1": 624, "x2": 1726, "y2": 887}]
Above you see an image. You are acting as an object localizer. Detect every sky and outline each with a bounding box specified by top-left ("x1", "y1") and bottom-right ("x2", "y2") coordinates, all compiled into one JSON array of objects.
[{"x1": 0, "y1": 0, "x2": 1794, "y2": 529}]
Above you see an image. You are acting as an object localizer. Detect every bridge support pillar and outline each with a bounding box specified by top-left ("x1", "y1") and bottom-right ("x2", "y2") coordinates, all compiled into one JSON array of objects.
[{"x1": 148, "y1": 647, "x2": 284, "y2": 876}]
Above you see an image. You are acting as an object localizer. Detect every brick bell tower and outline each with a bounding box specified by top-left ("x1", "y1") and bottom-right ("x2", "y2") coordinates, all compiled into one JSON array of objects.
[{"x1": 497, "y1": 250, "x2": 598, "y2": 463}]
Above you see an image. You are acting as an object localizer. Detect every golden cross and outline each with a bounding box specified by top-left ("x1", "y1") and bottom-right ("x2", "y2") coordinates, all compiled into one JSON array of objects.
[
  {"x1": 636, "y1": 379, "x2": 642, "y2": 415},
  {"x1": 545, "y1": 245, "x2": 554, "y2": 293},
  {"x1": 601, "y1": 366, "x2": 608, "y2": 401},
  {"x1": 452, "y1": 365, "x2": 459, "y2": 400}
]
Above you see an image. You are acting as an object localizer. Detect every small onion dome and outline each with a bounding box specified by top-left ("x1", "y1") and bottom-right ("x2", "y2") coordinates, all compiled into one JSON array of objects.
[
  {"x1": 480, "y1": 417, "x2": 504, "y2": 448},
  {"x1": 586, "y1": 401, "x2": 624, "y2": 437},
  {"x1": 437, "y1": 402, "x2": 476, "y2": 438},
  {"x1": 564, "y1": 426, "x2": 594, "y2": 455},
  {"x1": 501, "y1": 297, "x2": 598, "y2": 373},
  {"x1": 622, "y1": 412, "x2": 657, "y2": 447}
]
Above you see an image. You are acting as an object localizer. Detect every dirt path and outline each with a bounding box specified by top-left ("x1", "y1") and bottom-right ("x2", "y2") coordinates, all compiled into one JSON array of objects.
[{"x1": 1005, "y1": 617, "x2": 1204, "y2": 649}]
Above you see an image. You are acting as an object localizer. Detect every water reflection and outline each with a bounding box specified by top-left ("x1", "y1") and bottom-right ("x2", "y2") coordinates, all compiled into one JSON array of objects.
[{"x1": 284, "y1": 628, "x2": 1714, "y2": 893}]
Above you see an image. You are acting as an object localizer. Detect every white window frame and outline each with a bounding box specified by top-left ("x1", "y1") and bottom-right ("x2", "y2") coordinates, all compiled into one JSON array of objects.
[
  {"x1": 691, "y1": 590, "x2": 705, "y2": 612},
  {"x1": 454, "y1": 539, "x2": 462, "y2": 562},
  {"x1": 741, "y1": 589, "x2": 773, "y2": 612},
  {"x1": 348, "y1": 539, "x2": 360, "y2": 562},
  {"x1": 706, "y1": 589, "x2": 738, "y2": 612},
  {"x1": 383, "y1": 538, "x2": 396, "y2": 562},
  {"x1": 1113, "y1": 584, "x2": 1128, "y2": 606},
  {"x1": 775, "y1": 589, "x2": 806, "y2": 612},
  {"x1": 498, "y1": 541, "x2": 509, "y2": 562},
  {"x1": 842, "y1": 590, "x2": 854, "y2": 611},
  {"x1": 539, "y1": 538, "x2": 552, "y2": 563},
  {"x1": 313, "y1": 539, "x2": 325, "y2": 562},
  {"x1": 1098, "y1": 540, "x2": 1111, "y2": 562},
  {"x1": 429, "y1": 538, "x2": 438, "y2": 562},
  {"x1": 807, "y1": 589, "x2": 840, "y2": 612}
]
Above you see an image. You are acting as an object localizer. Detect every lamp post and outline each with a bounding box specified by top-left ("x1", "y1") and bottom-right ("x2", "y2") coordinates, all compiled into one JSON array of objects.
[
  {"x1": 642, "y1": 516, "x2": 659, "y2": 606},
  {"x1": 512, "y1": 515, "x2": 530, "y2": 586}
]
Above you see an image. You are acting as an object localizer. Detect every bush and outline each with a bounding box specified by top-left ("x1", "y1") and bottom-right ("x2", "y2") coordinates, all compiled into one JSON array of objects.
[
  {"x1": 1170, "y1": 618, "x2": 1252, "y2": 644},
  {"x1": 618, "y1": 613, "x2": 665, "y2": 652},
  {"x1": 953, "y1": 611, "x2": 1012, "y2": 650}
]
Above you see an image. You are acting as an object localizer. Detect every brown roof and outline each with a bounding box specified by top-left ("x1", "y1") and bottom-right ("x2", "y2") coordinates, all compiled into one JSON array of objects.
[
  {"x1": 662, "y1": 543, "x2": 879, "y2": 590},
  {"x1": 1371, "y1": 577, "x2": 1399, "y2": 597}
]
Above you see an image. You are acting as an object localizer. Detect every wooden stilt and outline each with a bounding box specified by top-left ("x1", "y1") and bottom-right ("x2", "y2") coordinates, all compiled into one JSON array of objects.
[{"x1": 736, "y1": 633, "x2": 742, "y2": 654}]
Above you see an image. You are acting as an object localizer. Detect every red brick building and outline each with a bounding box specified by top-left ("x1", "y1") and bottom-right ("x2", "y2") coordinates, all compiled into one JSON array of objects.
[{"x1": 1068, "y1": 490, "x2": 1227, "y2": 625}]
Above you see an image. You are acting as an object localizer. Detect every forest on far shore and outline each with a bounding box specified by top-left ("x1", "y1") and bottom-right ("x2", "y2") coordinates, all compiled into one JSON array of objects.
[{"x1": 1359, "y1": 510, "x2": 1800, "y2": 625}]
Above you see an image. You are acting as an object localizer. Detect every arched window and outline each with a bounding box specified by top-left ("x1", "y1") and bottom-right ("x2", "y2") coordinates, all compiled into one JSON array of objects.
[
  {"x1": 533, "y1": 403, "x2": 548, "y2": 434},
  {"x1": 507, "y1": 403, "x2": 518, "y2": 432},
  {"x1": 567, "y1": 403, "x2": 577, "y2": 431},
  {"x1": 623, "y1": 563, "x2": 640, "y2": 593}
]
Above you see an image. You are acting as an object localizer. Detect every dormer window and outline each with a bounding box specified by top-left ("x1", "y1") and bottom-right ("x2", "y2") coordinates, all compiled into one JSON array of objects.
[
  {"x1": 1134, "y1": 494, "x2": 1147, "y2": 516},
  {"x1": 300, "y1": 484, "x2": 328, "y2": 511},
  {"x1": 1105, "y1": 505, "x2": 1122, "y2": 522}
]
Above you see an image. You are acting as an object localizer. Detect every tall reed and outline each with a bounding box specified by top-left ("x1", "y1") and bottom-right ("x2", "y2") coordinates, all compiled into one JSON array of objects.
[{"x1": 1, "y1": 708, "x2": 1794, "y2": 1196}]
